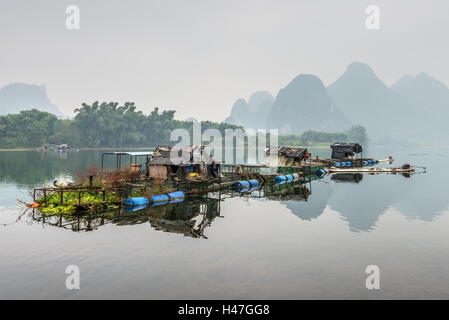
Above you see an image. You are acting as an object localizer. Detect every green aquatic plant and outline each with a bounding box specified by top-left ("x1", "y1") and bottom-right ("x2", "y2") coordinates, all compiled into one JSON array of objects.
[{"x1": 37, "y1": 190, "x2": 121, "y2": 215}]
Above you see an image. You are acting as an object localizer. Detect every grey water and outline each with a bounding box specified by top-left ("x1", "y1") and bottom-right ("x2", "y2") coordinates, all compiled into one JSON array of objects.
[{"x1": 0, "y1": 146, "x2": 448, "y2": 299}]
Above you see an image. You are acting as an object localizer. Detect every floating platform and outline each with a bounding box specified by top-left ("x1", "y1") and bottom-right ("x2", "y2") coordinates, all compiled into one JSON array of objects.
[{"x1": 329, "y1": 167, "x2": 415, "y2": 173}]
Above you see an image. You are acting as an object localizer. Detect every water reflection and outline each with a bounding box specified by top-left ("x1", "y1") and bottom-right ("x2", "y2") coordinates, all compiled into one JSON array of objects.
[
  {"x1": 3, "y1": 149, "x2": 449, "y2": 235},
  {"x1": 15, "y1": 167, "x2": 449, "y2": 236},
  {"x1": 26, "y1": 196, "x2": 223, "y2": 238}
]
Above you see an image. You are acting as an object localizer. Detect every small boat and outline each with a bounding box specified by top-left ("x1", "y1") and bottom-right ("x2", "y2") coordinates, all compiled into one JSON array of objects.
[{"x1": 329, "y1": 165, "x2": 415, "y2": 174}]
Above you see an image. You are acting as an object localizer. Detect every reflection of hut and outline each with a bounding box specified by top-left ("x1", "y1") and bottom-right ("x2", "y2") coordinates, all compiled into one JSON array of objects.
[
  {"x1": 330, "y1": 143, "x2": 363, "y2": 160},
  {"x1": 40, "y1": 144, "x2": 71, "y2": 152},
  {"x1": 147, "y1": 200, "x2": 221, "y2": 238},
  {"x1": 264, "y1": 146, "x2": 308, "y2": 166},
  {"x1": 331, "y1": 173, "x2": 363, "y2": 183},
  {"x1": 263, "y1": 182, "x2": 311, "y2": 201},
  {"x1": 148, "y1": 145, "x2": 220, "y2": 182}
]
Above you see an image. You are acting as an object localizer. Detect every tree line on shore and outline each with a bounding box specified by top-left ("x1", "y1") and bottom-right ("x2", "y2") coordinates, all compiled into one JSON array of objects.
[
  {"x1": 0, "y1": 101, "x2": 367, "y2": 148},
  {"x1": 0, "y1": 102, "x2": 241, "y2": 148},
  {"x1": 278, "y1": 125, "x2": 368, "y2": 147}
]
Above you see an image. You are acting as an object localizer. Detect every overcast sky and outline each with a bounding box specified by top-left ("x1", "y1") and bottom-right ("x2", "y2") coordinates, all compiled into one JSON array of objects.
[{"x1": 1, "y1": 0, "x2": 448, "y2": 121}]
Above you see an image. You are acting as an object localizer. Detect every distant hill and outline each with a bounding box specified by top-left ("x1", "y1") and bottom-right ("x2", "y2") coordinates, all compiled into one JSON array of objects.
[
  {"x1": 224, "y1": 63, "x2": 449, "y2": 144},
  {"x1": 327, "y1": 63, "x2": 449, "y2": 143},
  {"x1": 267, "y1": 74, "x2": 350, "y2": 134},
  {"x1": 225, "y1": 91, "x2": 274, "y2": 129},
  {"x1": 0, "y1": 83, "x2": 64, "y2": 117},
  {"x1": 326, "y1": 62, "x2": 418, "y2": 141},
  {"x1": 391, "y1": 72, "x2": 449, "y2": 137}
]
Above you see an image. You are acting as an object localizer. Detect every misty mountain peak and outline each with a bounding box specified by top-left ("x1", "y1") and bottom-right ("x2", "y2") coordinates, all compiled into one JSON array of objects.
[
  {"x1": 247, "y1": 91, "x2": 273, "y2": 112},
  {"x1": 0, "y1": 83, "x2": 64, "y2": 117},
  {"x1": 267, "y1": 73, "x2": 349, "y2": 133},
  {"x1": 341, "y1": 62, "x2": 379, "y2": 80},
  {"x1": 287, "y1": 74, "x2": 325, "y2": 89}
]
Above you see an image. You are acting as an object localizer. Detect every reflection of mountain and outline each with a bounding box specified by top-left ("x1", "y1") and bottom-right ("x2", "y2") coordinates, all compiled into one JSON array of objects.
[
  {"x1": 326, "y1": 175, "x2": 396, "y2": 232},
  {"x1": 281, "y1": 180, "x2": 332, "y2": 221},
  {"x1": 280, "y1": 159, "x2": 449, "y2": 232}
]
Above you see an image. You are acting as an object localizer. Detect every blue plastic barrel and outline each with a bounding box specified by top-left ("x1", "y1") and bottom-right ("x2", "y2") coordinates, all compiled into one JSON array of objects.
[
  {"x1": 168, "y1": 191, "x2": 185, "y2": 200},
  {"x1": 233, "y1": 180, "x2": 250, "y2": 188},
  {"x1": 367, "y1": 160, "x2": 373, "y2": 165},
  {"x1": 274, "y1": 175, "x2": 287, "y2": 184},
  {"x1": 236, "y1": 187, "x2": 250, "y2": 193},
  {"x1": 346, "y1": 161, "x2": 352, "y2": 166},
  {"x1": 340, "y1": 162, "x2": 346, "y2": 167},
  {"x1": 123, "y1": 197, "x2": 149, "y2": 206},
  {"x1": 150, "y1": 194, "x2": 170, "y2": 204},
  {"x1": 373, "y1": 160, "x2": 379, "y2": 164},
  {"x1": 316, "y1": 169, "x2": 326, "y2": 177},
  {"x1": 285, "y1": 174, "x2": 294, "y2": 182},
  {"x1": 248, "y1": 179, "x2": 260, "y2": 187},
  {"x1": 334, "y1": 162, "x2": 341, "y2": 167}
]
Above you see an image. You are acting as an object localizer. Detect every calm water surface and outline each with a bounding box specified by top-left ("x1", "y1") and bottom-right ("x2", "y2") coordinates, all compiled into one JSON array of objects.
[{"x1": 0, "y1": 147, "x2": 448, "y2": 299}]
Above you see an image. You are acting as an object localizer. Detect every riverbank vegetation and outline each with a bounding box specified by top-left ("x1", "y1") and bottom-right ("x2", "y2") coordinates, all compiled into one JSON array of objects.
[
  {"x1": 278, "y1": 125, "x2": 368, "y2": 147},
  {"x1": 0, "y1": 102, "x2": 241, "y2": 148}
]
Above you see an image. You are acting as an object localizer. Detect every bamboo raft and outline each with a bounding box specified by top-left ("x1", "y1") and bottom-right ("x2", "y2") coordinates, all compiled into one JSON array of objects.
[
  {"x1": 31, "y1": 163, "x2": 323, "y2": 211},
  {"x1": 329, "y1": 167, "x2": 415, "y2": 173}
]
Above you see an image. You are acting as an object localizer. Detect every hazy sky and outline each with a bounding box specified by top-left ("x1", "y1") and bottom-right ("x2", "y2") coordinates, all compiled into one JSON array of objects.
[{"x1": 1, "y1": 0, "x2": 448, "y2": 121}]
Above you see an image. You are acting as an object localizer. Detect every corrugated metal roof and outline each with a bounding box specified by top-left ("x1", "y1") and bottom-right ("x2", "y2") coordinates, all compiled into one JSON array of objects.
[{"x1": 103, "y1": 151, "x2": 153, "y2": 156}]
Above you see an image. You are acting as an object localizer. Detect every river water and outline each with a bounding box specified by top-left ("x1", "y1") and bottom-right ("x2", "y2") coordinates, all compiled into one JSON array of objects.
[{"x1": 0, "y1": 146, "x2": 448, "y2": 299}]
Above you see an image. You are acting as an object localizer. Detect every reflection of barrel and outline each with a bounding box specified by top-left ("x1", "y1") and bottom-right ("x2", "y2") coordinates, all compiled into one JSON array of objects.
[
  {"x1": 285, "y1": 174, "x2": 294, "y2": 182},
  {"x1": 123, "y1": 197, "x2": 149, "y2": 206},
  {"x1": 292, "y1": 173, "x2": 300, "y2": 181},
  {"x1": 233, "y1": 180, "x2": 250, "y2": 188},
  {"x1": 169, "y1": 197, "x2": 185, "y2": 204},
  {"x1": 124, "y1": 204, "x2": 148, "y2": 212},
  {"x1": 248, "y1": 179, "x2": 260, "y2": 187},
  {"x1": 152, "y1": 200, "x2": 169, "y2": 206}
]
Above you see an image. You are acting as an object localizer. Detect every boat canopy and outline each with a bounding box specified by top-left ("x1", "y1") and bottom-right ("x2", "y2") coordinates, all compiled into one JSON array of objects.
[
  {"x1": 265, "y1": 146, "x2": 308, "y2": 160},
  {"x1": 150, "y1": 145, "x2": 215, "y2": 166},
  {"x1": 330, "y1": 143, "x2": 363, "y2": 159},
  {"x1": 101, "y1": 151, "x2": 153, "y2": 170},
  {"x1": 102, "y1": 151, "x2": 153, "y2": 156}
]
